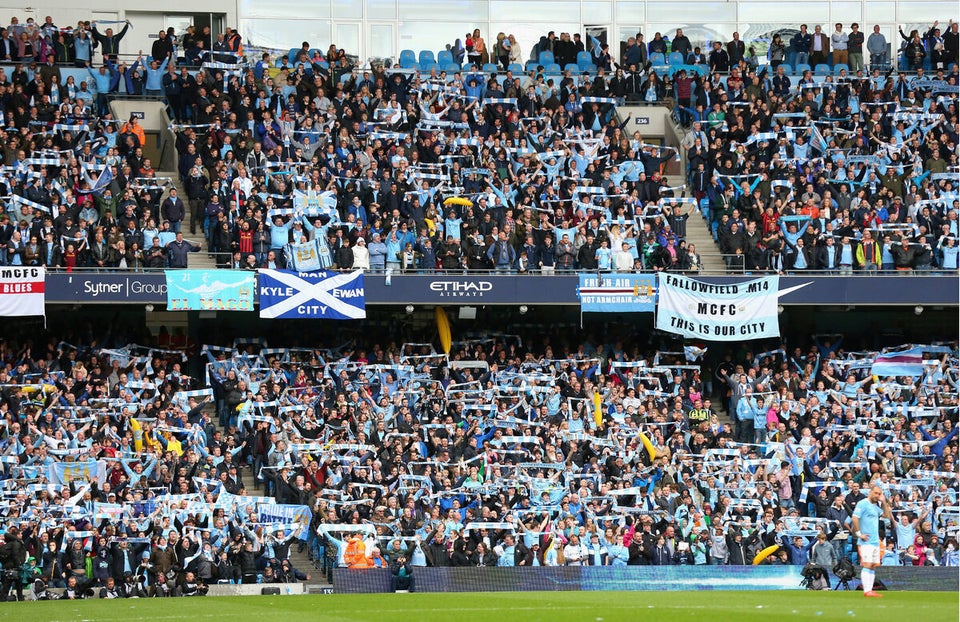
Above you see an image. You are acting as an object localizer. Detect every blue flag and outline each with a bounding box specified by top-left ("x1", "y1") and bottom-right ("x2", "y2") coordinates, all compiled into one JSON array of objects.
[{"x1": 259, "y1": 269, "x2": 366, "y2": 319}]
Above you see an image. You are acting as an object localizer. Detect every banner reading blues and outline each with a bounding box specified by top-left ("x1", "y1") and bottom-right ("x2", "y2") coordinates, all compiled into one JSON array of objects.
[
  {"x1": 578, "y1": 274, "x2": 656, "y2": 312},
  {"x1": 656, "y1": 273, "x2": 780, "y2": 341},
  {"x1": 165, "y1": 270, "x2": 255, "y2": 311},
  {"x1": 259, "y1": 269, "x2": 366, "y2": 319}
]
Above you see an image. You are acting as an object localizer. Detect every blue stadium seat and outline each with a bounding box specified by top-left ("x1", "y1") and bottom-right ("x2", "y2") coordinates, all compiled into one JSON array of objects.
[
  {"x1": 399, "y1": 49, "x2": 417, "y2": 68},
  {"x1": 667, "y1": 52, "x2": 685, "y2": 66},
  {"x1": 419, "y1": 50, "x2": 435, "y2": 66},
  {"x1": 833, "y1": 63, "x2": 849, "y2": 74},
  {"x1": 287, "y1": 48, "x2": 298, "y2": 63},
  {"x1": 576, "y1": 51, "x2": 594, "y2": 71},
  {"x1": 545, "y1": 63, "x2": 562, "y2": 73},
  {"x1": 649, "y1": 52, "x2": 665, "y2": 65},
  {"x1": 795, "y1": 63, "x2": 811, "y2": 74},
  {"x1": 437, "y1": 50, "x2": 454, "y2": 66},
  {"x1": 538, "y1": 50, "x2": 554, "y2": 65},
  {"x1": 425, "y1": 63, "x2": 441, "y2": 73},
  {"x1": 507, "y1": 63, "x2": 523, "y2": 74},
  {"x1": 525, "y1": 61, "x2": 540, "y2": 72},
  {"x1": 813, "y1": 63, "x2": 831, "y2": 75},
  {"x1": 482, "y1": 63, "x2": 499, "y2": 73},
  {"x1": 564, "y1": 63, "x2": 579, "y2": 73},
  {"x1": 777, "y1": 63, "x2": 792, "y2": 74},
  {"x1": 444, "y1": 62, "x2": 461, "y2": 72}
]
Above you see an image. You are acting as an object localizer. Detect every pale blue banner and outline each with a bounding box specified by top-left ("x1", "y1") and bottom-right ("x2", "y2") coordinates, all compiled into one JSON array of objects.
[{"x1": 165, "y1": 270, "x2": 255, "y2": 311}]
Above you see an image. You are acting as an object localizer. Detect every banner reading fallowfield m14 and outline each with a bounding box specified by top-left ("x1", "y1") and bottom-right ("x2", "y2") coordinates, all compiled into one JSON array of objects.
[
  {"x1": 656, "y1": 273, "x2": 780, "y2": 341},
  {"x1": 259, "y1": 269, "x2": 366, "y2": 319}
]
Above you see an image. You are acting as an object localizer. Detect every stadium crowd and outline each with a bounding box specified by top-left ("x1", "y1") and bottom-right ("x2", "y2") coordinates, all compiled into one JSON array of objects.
[
  {"x1": 0, "y1": 320, "x2": 955, "y2": 599},
  {"x1": 0, "y1": 15, "x2": 955, "y2": 273}
]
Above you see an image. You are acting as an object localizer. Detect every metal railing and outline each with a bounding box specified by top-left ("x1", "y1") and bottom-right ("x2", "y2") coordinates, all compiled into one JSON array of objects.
[{"x1": 38, "y1": 263, "x2": 956, "y2": 277}]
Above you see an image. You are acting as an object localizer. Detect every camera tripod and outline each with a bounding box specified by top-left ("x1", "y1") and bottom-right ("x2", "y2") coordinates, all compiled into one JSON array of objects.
[{"x1": 833, "y1": 575, "x2": 855, "y2": 590}]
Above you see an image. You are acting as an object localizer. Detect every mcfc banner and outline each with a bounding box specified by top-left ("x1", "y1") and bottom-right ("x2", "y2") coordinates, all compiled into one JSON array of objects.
[
  {"x1": 259, "y1": 269, "x2": 366, "y2": 319},
  {"x1": 656, "y1": 273, "x2": 780, "y2": 341}
]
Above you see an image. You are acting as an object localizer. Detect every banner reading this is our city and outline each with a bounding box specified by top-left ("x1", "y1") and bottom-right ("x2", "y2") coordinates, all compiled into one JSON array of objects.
[{"x1": 656, "y1": 273, "x2": 780, "y2": 341}]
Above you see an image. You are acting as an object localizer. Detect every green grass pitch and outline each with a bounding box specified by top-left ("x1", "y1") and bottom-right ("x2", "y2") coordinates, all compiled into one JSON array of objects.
[{"x1": 6, "y1": 591, "x2": 958, "y2": 622}]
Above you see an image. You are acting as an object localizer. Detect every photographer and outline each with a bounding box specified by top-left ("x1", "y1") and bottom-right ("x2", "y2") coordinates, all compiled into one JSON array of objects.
[
  {"x1": 390, "y1": 554, "x2": 415, "y2": 592},
  {"x1": 0, "y1": 527, "x2": 27, "y2": 601}
]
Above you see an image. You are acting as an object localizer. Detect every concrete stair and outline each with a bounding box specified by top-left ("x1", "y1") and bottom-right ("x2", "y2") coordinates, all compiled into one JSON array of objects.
[
  {"x1": 682, "y1": 209, "x2": 726, "y2": 273},
  {"x1": 232, "y1": 456, "x2": 332, "y2": 592},
  {"x1": 157, "y1": 170, "x2": 218, "y2": 270}
]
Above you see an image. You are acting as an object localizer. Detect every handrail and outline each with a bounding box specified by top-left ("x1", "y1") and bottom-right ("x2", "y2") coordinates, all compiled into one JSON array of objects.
[{"x1": 40, "y1": 265, "x2": 957, "y2": 277}]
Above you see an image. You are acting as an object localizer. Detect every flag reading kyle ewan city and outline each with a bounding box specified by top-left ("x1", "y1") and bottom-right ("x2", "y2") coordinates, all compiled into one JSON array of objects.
[
  {"x1": 259, "y1": 269, "x2": 366, "y2": 319},
  {"x1": 656, "y1": 273, "x2": 780, "y2": 341}
]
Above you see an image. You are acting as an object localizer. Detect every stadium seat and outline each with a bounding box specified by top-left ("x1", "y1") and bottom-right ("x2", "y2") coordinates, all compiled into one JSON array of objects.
[
  {"x1": 399, "y1": 49, "x2": 417, "y2": 68},
  {"x1": 545, "y1": 63, "x2": 562, "y2": 74},
  {"x1": 795, "y1": 63, "x2": 811, "y2": 74},
  {"x1": 482, "y1": 63, "x2": 499, "y2": 73},
  {"x1": 437, "y1": 50, "x2": 453, "y2": 66},
  {"x1": 525, "y1": 61, "x2": 540, "y2": 72},
  {"x1": 813, "y1": 63, "x2": 831, "y2": 75},
  {"x1": 833, "y1": 63, "x2": 849, "y2": 74},
  {"x1": 777, "y1": 63, "x2": 792, "y2": 74},
  {"x1": 507, "y1": 63, "x2": 523, "y2": 74},
  {"x1": 564, "y1": 63, "x2": 579, "y2": 73},
  {"x1": 649, "y1": 52, "x2": 665, "y2": 65},
  {"x1": 287, "y1": 48, "x2": 299, "y2": 63},
  {"x1": 576, "y1": 51, "x2": 594, "y2": 71},
  {"x1": 419, "y1": 50, "x2": 435, "y2": 66},
  {"x1": 668, "y1": 52, "x2": 685, "y2": 66},
  {"x1": 444, "y1": 62, "x2": 461, "y2": 72},
  {"x1": 538, "y1": 50, "x2": 554, "y2": 65}
]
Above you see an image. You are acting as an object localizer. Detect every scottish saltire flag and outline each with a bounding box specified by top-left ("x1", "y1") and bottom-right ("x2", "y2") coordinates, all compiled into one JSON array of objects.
[
  {"x1": 871, "y1": 347, "x2": 925, "y2": 377},
  {"x1": 259, "y1": 269, "x2": 366, "y2": 319}
]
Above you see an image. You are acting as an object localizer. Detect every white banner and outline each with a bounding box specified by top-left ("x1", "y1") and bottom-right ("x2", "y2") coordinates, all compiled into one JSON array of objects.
[
  {"x1": 656, "y1": 273, "x2": 780, "y2": 341},
  {"x1": 0, "y1": 266, "x2": 44, "y2": 317}
]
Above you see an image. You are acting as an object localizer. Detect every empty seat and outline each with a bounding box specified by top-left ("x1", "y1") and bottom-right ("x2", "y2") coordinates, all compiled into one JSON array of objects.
[
  {"x1": 482, "y1": 63, "x2": 499, "y2": 73},
  {"x1": 576, "y1": 50, "x2": 595, "y2": 71},
  {"x1": 667, "y1": 51, "x2": 685, "y2": 66},
  {"x1": 418, "y1": 50, "x2": 435, "y2": 66},
  {"x1": 538, "y1": 50, "x2": 554, "y2": 65},
  {"x1": 399, "y1": 49, "x2": 417, "y2": 68},
  {"x1": 795, "y1": 63, "x2": 812, "y2": 74},
  {"x1": 833, "y1": 63, "x2": 849, "y2": 74},
  {"x1": 649, "y1": 52, "x2": 665, "y2": 65},
  {"x1": 813, "y1": 63, "x2": 830, "y2": 75},
  {"x1": 437, "y1": 50, "x2": 454, "y2": 65}
]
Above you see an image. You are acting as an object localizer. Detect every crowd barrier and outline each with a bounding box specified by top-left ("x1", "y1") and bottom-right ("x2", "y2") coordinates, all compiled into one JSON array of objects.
[
  {"x1": 41, "y1": 272, "x2": 960, "y2": 306},
  {"x1": 331, "y1": 566, "x2": 959, "y2": 593}
]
